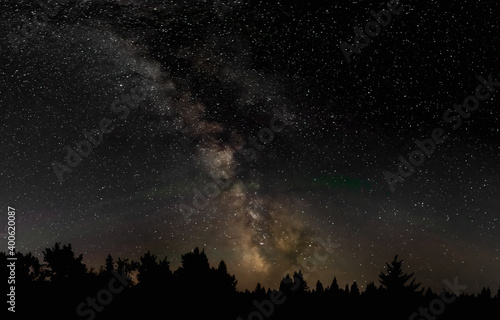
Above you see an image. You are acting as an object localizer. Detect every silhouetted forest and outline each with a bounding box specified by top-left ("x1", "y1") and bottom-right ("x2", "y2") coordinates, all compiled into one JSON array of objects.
[{"x1": 2, "y1": 243, "x2": 499, "y2": 319}]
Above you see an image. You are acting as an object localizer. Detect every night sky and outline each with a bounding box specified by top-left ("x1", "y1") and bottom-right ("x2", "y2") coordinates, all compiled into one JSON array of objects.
[{"x1": 1, "y1": 0, "x2": 499, "y2": 293}]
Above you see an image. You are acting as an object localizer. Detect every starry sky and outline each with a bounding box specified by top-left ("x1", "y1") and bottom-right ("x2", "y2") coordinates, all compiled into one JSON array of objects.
[{"x1": 1, "y1": 0, "x2": 499, "y2": 292}]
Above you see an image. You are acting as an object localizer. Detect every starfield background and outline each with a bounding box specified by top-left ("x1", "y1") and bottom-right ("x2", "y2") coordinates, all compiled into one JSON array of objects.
[{"x1": 0, "y1": 0, "x2": 499, "y2": 319}]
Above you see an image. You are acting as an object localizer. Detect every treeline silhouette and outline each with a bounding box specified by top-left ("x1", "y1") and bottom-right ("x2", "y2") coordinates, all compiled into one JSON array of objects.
[{"x1": 2, "y1": 243, "x2": 499, "y2": 319}]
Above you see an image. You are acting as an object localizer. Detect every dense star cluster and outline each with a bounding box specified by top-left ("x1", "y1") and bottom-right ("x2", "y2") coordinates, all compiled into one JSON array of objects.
[{"x1": 1, "y1": 0, "x2": 499, "y2": 295}]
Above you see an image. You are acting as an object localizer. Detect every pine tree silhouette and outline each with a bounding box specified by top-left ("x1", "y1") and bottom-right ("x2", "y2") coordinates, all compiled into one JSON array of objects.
[
  {"x1": 214, "y1": 260, "x2": 237, "y2": 294},
  {"x1": 350, "y1": 281, "x2": 360, "y2": 296},
  {"x1": 254, "y1": 282, "x2": 266, "y2": 296},
  {"x1": 379, "y1": 255, "x2": 421, "y2": 296},
  {"x1": 329, "y1": 276, "x2": 340, "y2": 296},
  {"x1": 279, "y1": 274, "x2": 294, "y2": 295},
  {"x1": 315, "y1": 280, "x2": 324, "y2": 294},
  {"x1": 104, "y1": 253, "x2": 115, "y2": 273},
  {"x1": 292, "y1": 270, "x2": 309, "y2": 294}
]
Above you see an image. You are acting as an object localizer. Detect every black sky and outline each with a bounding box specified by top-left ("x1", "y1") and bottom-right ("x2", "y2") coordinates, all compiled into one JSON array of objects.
[{"x1": 1, "y1": 0, "x2": 499, "y2": 292}]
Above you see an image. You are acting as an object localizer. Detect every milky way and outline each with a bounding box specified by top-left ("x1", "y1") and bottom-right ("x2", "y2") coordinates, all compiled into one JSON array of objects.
[{"x1": 1, "y1": 0, "x2": 499, "y2": 293}]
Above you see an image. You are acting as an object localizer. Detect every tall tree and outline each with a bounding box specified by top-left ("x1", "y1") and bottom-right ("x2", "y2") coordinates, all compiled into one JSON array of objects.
[
  {"x1": 329, "y1": 276, "x2": 340, "y2": 296},
  {"x1": 350, "y1": 281, "x2": 360, "y2": 296},
  {"x1": 293, "y1": 270, "x2": 309, "y2": 294},
  {"x1": 279, "y1": 274, "x2": 294, "y2": 294},
  {"x1": 175, "y1": 247, "x2": 211, "y2": 294},
  {"x1": 315, "y1": 280, "x2": 324, "y2": 294},
  {"x1": 254, "y1": 282, "x2": 266, "y2": 296},
  {"x1": 214, "y1": 260, "x2": 237, "y2": 294},
  {"x1": 105, "y1": 253, "x2": 115, "y2": 273},
  {"x1": 379, "y1": 255, "x2": 421, "y2": 296}
]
